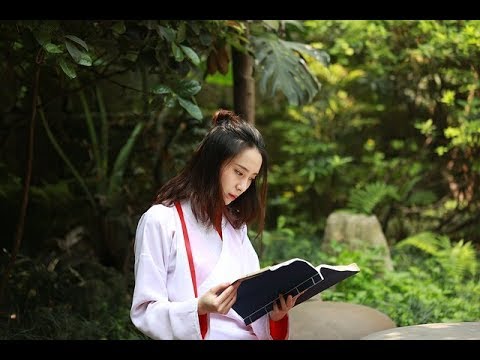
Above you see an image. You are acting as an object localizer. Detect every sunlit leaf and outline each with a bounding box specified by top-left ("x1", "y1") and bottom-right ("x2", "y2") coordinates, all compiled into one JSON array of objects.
[
  {"x1": 59, "y1": 58, "x2": 76, "y2": 79},
  {"x1": 171, "y1": 42, "x2": 184, "y2": 62},
  {"x1": 65, "y1": 40, "x2": 92, "y2": 66},
  {"x1": 180, "y1": 45, "x2": 200, "y2": 65},
  {"x1": 159, "y1": 26, "x2": 175, "y2": 42},
  {"x1": 64, "y1": 34, "x2": 88, "y2": 51},
  {"x1": 176, "y1": 80, "x2": 201, "y2": 98},
  {"x1": 44, "y1": 43, "x2": 63, "y2": 54},
  {"x1": 152, "y1": 84, "x2": 172, "y2": 95},
  {"x1": 178, "y1": 97, "x2": 203, "y2": 120}
]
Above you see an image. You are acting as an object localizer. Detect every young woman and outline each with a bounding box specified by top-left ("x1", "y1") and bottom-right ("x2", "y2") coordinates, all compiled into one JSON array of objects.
[{"x1": 130, "y1": 109, "x2": 301, "y2": 340}]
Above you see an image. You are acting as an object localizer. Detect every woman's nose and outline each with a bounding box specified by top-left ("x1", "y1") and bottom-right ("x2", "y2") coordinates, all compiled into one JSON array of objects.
[{"x1": 237, "y1": 179, "x2": 249, "y2": 192}]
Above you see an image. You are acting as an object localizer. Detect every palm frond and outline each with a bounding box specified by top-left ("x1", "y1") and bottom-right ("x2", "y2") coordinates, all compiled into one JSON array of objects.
[{"x1": 252, "y1": 35, "x2": 327, "y2": 106}]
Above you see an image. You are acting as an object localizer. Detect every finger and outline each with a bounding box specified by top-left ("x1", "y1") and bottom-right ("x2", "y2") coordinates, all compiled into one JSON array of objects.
[
  {"x1": 222, "y1": 287, "x2": 237, "y2": 304},
  {"x1": 286, "y1": 295, "x2": 294, "y2": 308},
  {"x1": 291, "y1": 294, "x2": 301, "y2": 306},
  {"x1": 272, "y1": 298, "x2": 278, "y2": 312},
  {"x1": 218, "y1": 284, "x2": 241, "y2": 308},
  {"x1": 211, "y1": 282, "x2": 231, "y2": 296},
  {"x1": 216, "y1": 284, "x2": 237, "y2": 302},
  {"x1": 293, "y1": 292, "x2": 303, "y2": 303},
  {"x1": 222, "y1": 293, "x2": 237, "y2": 314},
  {"x1": 278, "y1": 294, "x2": 287, "y2": 310}
]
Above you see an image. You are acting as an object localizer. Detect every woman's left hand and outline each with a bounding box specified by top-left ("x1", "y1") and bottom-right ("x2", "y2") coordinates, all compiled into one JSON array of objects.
[{"x1": 269, "y1": 292, "x2": 303, "y2": 322}]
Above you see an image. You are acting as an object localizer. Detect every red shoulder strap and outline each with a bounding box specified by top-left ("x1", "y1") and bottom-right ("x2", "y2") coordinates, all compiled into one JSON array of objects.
[{"x1": 175, "y1": 201, "x2": 208, "y2": 339}]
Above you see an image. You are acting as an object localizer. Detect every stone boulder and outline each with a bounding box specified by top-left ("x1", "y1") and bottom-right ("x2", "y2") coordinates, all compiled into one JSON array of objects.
[
  {"x1": 289, "y1": 297, "x2": 396, "y2": 339},
  {"x1": 361, "y1": 322, "x2": 480, "y2": 340},
  {"x1": 322, "y1": 211, "x2": 393, "y2": 271}
]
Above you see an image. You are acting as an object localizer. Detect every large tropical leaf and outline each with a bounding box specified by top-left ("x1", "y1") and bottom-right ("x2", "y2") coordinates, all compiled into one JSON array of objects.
[{"x1": 252, "y1": 34, "x2": 327, "y2": 106}]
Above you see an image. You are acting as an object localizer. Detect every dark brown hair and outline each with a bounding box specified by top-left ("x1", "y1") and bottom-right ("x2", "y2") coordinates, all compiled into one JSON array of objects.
[{"x1": 154, "y1": 109, "x2": 268, "y2": 235}]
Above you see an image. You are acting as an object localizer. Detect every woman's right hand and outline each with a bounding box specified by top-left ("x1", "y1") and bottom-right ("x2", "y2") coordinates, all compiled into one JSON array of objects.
[{"x1": 198, "y1": 282, "x2": 240, "y2": 315}]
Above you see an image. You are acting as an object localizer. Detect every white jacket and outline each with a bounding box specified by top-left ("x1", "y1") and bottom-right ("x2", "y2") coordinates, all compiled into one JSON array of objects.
[{"x1": 130, "y1": 201, "x2": 289, "y2": 340}]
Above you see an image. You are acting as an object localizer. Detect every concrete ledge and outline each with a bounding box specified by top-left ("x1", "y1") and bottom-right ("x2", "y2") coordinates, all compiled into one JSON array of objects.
[
  {"x1": 290, "y1": 298, "x2": 396, "y2": 340},
  {"x1": 361, "y1": 322, "x2": 480, "y2": 340}
]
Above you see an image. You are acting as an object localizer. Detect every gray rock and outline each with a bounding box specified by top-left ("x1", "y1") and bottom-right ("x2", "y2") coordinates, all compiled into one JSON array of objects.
[
  {"x1": 323, "y1": 212, "x2": 393, "y2": 271},
  {"x1": 290, "y1": 298, "x2": 396, "y2": 340},
  {"x1": 361, "y1": 322, "x2": 480, "y2": 340}
]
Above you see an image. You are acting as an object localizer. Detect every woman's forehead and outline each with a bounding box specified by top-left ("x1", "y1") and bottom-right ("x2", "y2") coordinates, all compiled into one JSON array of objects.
[{"x1": 231, "y1": 148, "x2": 262, "y2": 174}]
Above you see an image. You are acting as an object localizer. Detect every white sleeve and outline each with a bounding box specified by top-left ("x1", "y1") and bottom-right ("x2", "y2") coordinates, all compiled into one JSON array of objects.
[
  {"x1": 240, "y1": 225, "x2": 291, "y2": 340},
  {"x1": 130, "y1": 206, "x2": 202, "y2": 340}
]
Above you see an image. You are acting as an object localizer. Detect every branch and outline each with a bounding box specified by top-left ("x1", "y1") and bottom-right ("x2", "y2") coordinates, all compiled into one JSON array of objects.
[
  {"x1": 0, "y1": 48, "x2": 44, "y2": 304},
  {"x1": 41, "y1": 67, "x2": 133, "y2": 109}
]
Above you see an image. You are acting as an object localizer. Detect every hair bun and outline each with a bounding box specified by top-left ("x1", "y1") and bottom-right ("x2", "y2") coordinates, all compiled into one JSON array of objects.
[{"x1": 212, "y1": 109, "x2": 242, "y2": 126}]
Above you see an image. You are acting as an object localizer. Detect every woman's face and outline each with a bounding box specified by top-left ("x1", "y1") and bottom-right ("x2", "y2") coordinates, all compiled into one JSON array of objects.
[{"x1": 220, "y1": 147, "x2": 262, "y2": 205}]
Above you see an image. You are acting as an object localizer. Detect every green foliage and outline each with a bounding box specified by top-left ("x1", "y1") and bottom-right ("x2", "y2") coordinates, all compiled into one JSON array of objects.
[
  {"x1": 322, "y1": 236, "x2": 480, "y2": 326},
  {"x1": 347, "y1": 181, "x2": 400, "y2": 215},
  {"x1": 2, "y1": 305, "x2": 144, "y2": 340},
  {"x1": 0, "y1": 168, "x2": 81, "y2": 255},
  {"x1": 263, "y1": 115, "x2": 353, "y2": 233},
  {"x1": 152, "y1": 79, "x2": 203, "y2": 120},
  {"x1": 258, "y1": 226, "x2": 322, "y2": 267},
  {"x1": 25, "y1": 21, "x2": 93, "y2": 78},
  {"x1": 395, "y1": 232, "x2": 478, "y2": 281},
  {"x1": 0, "y1": 20, "x2": 231, "y2": 126},
  {"x1": 0, "y1": 251, "x2": 147, "y2": 340},
  {"x1": 406, "y1": 190, "x2": 438, "y2": 206},
  {"x1": 40, "y1": 86, "x2": 144, "y2": 214},
  {"x1": 252, "y1": 34, "x2": 326, "y2": 106},
  {"x1": 440, "y1": 120, "x2": 480, "y2": 154},
  {"x1": 108, "y1": 122, "x2": 144, "y2": 201},
  {"x1": 205, "y1": 69, "x2": 233, "y2": 87},
  {"x1": 262, "y1": 20, "x2": 480, "y2": 246}
]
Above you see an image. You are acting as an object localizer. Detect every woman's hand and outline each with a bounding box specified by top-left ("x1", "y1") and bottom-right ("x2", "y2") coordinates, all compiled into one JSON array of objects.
[
  {"x1": 198, "y1": 282, "x2": 240, "y2": 315},
  {"x1": 269, "y1": 292, "x2": 303, "y2": 322}
]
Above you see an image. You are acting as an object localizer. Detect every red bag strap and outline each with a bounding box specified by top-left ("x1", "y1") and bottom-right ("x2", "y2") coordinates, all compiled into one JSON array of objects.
[{"x1": 175, "y1": 201, "x2": 208, "y2": 339}]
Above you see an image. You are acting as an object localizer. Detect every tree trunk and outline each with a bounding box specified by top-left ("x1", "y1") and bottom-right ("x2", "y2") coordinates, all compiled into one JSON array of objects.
[{"x1": 232, "y1": 46, "x2": 255, "y2": 124}]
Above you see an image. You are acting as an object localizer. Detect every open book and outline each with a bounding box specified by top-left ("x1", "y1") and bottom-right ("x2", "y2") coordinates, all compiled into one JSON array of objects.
[{"x1": 231, "y1": 258, "x2": 360, "y2": 325}]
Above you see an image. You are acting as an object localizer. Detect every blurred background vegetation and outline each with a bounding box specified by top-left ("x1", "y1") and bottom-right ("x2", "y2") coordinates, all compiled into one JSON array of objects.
[{"x1": 0, "y1": 20, "x2": 479, "y2": 339}]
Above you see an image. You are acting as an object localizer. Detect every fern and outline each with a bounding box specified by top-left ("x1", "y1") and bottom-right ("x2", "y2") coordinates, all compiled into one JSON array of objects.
[
  {"x1": 448, "y1": 240, "x2": 478, "y2": 279},
  {"x1": 396, "y1": 231, "x2": 450, "y2": 256},
  {"x1": 347, "y1": 181, "x2": 399, "y2": 215},
  {"x1": 396, "y1": 232, "x2": 478, "y2": 280}
]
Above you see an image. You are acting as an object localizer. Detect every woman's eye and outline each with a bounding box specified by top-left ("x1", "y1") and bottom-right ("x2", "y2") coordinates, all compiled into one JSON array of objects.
[{"x1": 235, "y1": 169, "x2": 243, "y2": 176}]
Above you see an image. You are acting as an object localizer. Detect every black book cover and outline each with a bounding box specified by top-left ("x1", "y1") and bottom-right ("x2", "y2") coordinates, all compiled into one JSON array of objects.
[{"x1": 231, "y1": 259, "x2": 360, "y2": 325}]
